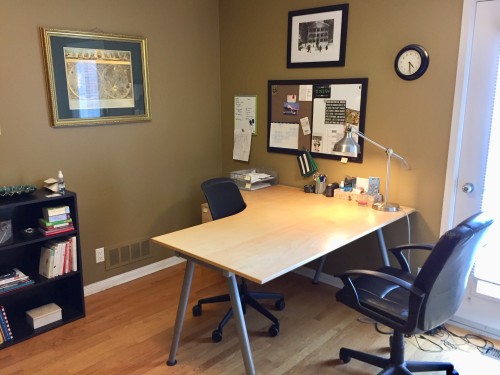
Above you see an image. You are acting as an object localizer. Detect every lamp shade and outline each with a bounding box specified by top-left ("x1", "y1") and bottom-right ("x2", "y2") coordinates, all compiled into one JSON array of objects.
[{"x1": 333, "y1": 131, "x2": 360, "y2": 156}]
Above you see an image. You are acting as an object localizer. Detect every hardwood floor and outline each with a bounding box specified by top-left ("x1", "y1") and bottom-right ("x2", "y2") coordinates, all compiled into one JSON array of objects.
[{"x1": 1, "y1": 262, "x2": 499, "y2": 374}]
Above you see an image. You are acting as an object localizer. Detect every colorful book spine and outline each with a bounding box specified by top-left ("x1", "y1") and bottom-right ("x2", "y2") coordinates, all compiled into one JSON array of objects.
[
  {"x1": 0, "y1": 305, "x2": 13, "y2": 341},
  {"x1": 43, "y1": 213, "x2": 71, "y2": 223},
  {"x1": 0, "y1": 279, "x2": 34, "y2": 295},
  {"x1": 42, "y1": 205, "x2": 70, "y2": 219},
  {"x1": 38, "y1": 217, "x2": 73, "y2": 230},
  {"x1": 38, "y1": 226, "x2": 75, "y2": 237}
]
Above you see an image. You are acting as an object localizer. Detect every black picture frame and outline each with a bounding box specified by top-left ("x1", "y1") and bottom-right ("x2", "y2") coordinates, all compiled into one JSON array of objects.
[
  {"x1": 287, "y1": 4, "x2": 349, "y2": 68},
  {"x1": 40, "y1": 28, "x2": 151, "y2": 127},
  {"x1": 267, "y1": 78, "x2": 368, "y2": 163}
]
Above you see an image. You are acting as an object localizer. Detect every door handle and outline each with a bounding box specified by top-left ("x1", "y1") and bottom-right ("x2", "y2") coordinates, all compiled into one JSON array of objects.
[{"x1": 462, "y1": 182, "x2": 474, "y2": 193}]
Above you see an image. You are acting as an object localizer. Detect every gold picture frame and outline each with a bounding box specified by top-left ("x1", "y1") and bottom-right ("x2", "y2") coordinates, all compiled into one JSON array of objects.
[{"x1": 40, "y1": 28, "x2": 151, "y2": 127}]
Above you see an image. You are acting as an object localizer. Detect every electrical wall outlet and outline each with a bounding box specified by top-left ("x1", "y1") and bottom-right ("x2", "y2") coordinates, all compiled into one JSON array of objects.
[{"x1": 96, "y1": 247, "x2": 105, "y2": 263}]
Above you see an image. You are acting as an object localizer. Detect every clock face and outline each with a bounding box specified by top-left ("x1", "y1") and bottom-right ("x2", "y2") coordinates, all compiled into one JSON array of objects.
[
  {"x1": 397, "y1": 50, "x2": 422, "y2": 75},
  {"x1": 395, "y1": 44, "x2": 429, "y2": 80}
]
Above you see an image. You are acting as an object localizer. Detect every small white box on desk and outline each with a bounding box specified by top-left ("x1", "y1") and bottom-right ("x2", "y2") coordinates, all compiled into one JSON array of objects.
[
  {"x1": 334, "y1": 188, "x2": 379, "y2": 204},
  {"x1": 26, "y1": 303, "x2": 62, "y2": 329}
]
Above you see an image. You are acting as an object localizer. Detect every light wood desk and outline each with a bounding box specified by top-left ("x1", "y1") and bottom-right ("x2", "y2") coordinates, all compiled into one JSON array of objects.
[{"x1": 152, "y1": 185, "x2": 415, "y2": 374}]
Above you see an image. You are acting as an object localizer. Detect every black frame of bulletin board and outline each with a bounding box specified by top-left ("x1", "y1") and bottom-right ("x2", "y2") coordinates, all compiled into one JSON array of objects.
[{"x1": 267, "y1": 78, "x2": 368, "y2": 163}]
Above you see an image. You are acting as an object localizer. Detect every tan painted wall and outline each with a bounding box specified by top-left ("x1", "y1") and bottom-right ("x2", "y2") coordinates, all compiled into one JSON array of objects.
[
  {"x1": 219, "y1": 0, "x2": 462, "y2": 273},
  {"x1": 0, "y1": 0, "x2": 463, "y2": 285},
  {"x1": 0, "y1": 0, "x2": 222, "y2": 284}
]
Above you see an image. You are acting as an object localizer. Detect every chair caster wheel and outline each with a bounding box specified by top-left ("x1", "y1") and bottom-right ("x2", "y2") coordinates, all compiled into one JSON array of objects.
[
  {"x1": 339, "y1": 356, "x2": 351, "y2": 364},
  {"x1": 212, "y1": 329, "x2": 223, "y2": 343},
  {"x1": 192, "y1": 305, "x2": 202, "y2": 317},
  {"x1": 268, "y1": 324, "x2": 280, "y2": 337},
  {"x1": 339, "y1": 349, "x2": 351, "y2": 363},
  {"x1": 340, "y1": 357, "x2": 351, "y2": 363},
  {"x1": 275, "y1": 298, "x2": 285, "y2": 311}
]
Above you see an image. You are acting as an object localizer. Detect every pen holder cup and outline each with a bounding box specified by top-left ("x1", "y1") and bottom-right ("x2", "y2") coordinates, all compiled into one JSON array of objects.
[
  {"x1": 324, "y1": 184, "x2": 334, "y2": 197},
  {"x1": 315, "y1": 181, "x2": 326, "y2": 194}
]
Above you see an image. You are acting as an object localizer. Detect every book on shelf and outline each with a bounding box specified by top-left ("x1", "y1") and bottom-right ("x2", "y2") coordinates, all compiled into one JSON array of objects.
[
  {"x1": 0, "y1": 268, "x2": 32, "y2": 293},
  {"x1": 39, "y1": 247, "x2": 56, "y2": 279},
  {"x1": 42, "y1": 205, "x2": 70, "y2": 220},
  {"x1": 39, "y1": 237, "x2": 77, "y2": 279},
  {"x1": 0, "y1": 277, "x2": 34, "y2": 295},
  {"x1": 0, "y1": 268, "x2": 30, "y2": 287},
  {"x1": 0, "y1": 305, "x2": 13, "y2": 342},
  {"x1": 41, "y1": 213, "x2": 71, "y2": 224},
  {"x1": 38, "y1": 217, "x2": 73, "y2": 230},
  {"x1": 38, "y1": 225, "x2": 75, "y2": 237},
  {"x1": 0, "y1": 266, "x2": 16, "y2": 281}
]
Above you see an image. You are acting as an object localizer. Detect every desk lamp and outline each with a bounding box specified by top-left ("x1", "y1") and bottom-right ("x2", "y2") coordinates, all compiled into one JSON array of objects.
[{"x1": 333, "y1": 125, "x2": 409, "y2": 212}]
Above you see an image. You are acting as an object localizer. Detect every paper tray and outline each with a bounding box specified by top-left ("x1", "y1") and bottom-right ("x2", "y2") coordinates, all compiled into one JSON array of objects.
[{"x1": 230, "y1": 168, "x2": 278, "y2": 190}]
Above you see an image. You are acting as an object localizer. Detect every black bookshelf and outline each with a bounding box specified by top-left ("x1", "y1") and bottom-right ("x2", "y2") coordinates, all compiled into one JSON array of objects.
[{"x1": 0, "y1": 190, "x2": 85, "y2": 347}]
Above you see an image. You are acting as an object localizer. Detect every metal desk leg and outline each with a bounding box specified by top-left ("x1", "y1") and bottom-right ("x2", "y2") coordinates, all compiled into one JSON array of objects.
[
  {"x1": 227, "y1": 274, "x2": 256, "y2": 375},
  {"x1": 377, "y1": 228, "x2": 390, "y2": 266},
  {"x1": 312, "y1": 255, "x2": 327, "y2": 284},
  {"x1": 167, "y1": 259, "x2": 195, "y2": 366}
]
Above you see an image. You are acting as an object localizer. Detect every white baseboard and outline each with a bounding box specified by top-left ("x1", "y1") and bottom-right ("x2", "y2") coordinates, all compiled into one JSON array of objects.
[
  {"x1": 449, "y1": 316, "x2": 500, "y2": 341},
  {"x1": 84, "y1": 256, "x2": 185, "y2": 296}
]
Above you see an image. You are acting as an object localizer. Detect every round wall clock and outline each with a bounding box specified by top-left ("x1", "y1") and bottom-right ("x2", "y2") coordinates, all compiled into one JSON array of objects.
[{"x1": 394, "y1": 44, "x2": 429, "y2": 81}]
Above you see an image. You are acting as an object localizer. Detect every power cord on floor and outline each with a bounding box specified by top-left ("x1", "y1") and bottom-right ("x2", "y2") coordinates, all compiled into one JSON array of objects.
[{"x1": 356, "y1": 318, "x2": 497, "y2": 355}]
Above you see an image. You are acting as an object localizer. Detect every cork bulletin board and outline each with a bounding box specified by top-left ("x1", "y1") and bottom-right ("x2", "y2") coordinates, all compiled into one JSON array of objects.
[{"x1": 267, "y1": 78, "x2": 368, "y2": 163}]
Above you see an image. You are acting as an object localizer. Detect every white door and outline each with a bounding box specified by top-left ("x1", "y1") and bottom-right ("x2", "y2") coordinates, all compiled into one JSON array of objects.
[{"x1": 442, "y1": 0, "x2": 500, "y2": 339}]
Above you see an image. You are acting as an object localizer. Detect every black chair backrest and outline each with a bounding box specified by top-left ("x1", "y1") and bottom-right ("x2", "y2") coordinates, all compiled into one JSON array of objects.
[
  {"x1": 201, "y1": 178, "x2": 247, "y2": 220},
  {"x1": 414, "y1": 212, "x2": 493, "y2": 331}
]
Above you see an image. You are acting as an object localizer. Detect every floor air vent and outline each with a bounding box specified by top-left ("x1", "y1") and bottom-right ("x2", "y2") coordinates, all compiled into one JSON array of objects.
[{"x1": 484, "y1": 347, "x2": 500, "y2": 361}]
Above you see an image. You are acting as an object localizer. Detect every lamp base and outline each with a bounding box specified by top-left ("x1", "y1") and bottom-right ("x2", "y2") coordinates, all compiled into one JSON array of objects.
[{"x1": 372, "y1": 202, "x2": 400, "y2": 212}]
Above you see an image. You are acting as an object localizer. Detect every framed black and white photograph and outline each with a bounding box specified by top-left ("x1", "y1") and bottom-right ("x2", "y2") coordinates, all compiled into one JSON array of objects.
[
  {"x1": 40, "y1": 28, "x2": 151, "y2": 127},
  {"x1": 287, "y1": 4, "x2": 349, "y2": 68}
]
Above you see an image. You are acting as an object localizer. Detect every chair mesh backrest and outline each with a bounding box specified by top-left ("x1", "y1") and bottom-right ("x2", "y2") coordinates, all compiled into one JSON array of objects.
[
  {"x1": 201, "y1": 178, "x2": 247, "y2": 220},
  {"x1": 414, "y1": 212, "x2": 493, "y2": 331}
]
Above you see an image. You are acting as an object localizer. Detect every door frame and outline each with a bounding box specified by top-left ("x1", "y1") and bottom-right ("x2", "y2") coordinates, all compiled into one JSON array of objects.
[
  {"x1": 441, "y1": 0, "x2": 500, "y2": 340},
  {"x1": 440, "y1": 0, "x2": 477, "y2": 234}
]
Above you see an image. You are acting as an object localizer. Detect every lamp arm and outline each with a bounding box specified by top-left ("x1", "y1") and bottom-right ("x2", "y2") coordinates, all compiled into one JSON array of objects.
[{"x1": 349, "y1": 127, "x2": 410, "y2": 170}]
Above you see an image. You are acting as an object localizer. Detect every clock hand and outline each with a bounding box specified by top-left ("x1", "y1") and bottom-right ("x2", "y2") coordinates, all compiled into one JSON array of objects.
[{"x1": 409, "y1": 61, "x2": 414, "y2": 72}]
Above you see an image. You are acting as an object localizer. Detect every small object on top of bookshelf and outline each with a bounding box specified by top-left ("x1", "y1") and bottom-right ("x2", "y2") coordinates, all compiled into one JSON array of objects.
[
  {"x1": 25, "y1": 303, "x2": 62, "y2": 329},
  {"x1": 39, "y1": 236, "x2": 77, "y2": 279},
  {"x1": 43, "y1": 178, "x2": 59, "y2": 193},
  {"x1": 57, "y1": 171, "x2": 65, "y2": 195},
  {"x1": 0, "y1": 268, "x2": 34, "y2": 295},
  {"x1": 0, "y1": 305, "x2": 13, "y2": 342}
]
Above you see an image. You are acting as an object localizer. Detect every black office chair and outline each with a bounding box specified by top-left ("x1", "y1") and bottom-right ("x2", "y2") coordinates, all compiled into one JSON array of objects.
[
  {"x1": 335, "y1": 211, "x2": 493, "y2": 375},
  {"x1": 192, "y1": 177, "x2": 285, "y2": 342}
]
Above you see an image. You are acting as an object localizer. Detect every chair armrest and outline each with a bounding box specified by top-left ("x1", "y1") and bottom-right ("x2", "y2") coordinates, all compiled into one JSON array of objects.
[
  {"x1": 337, "y1": 269, "x2": 426, "y2": 333},
  {"x1": 338, "y1": 269, "x2": 425, "y2": 299},
  {"x1": 389, "y1": 243, "x2": 434, "y2": 272}
]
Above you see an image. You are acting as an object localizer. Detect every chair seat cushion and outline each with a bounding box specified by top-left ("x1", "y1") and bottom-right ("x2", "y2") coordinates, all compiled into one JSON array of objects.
[{"x1": 337, "y1": 267, "x2": 416, "y2": 324}]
